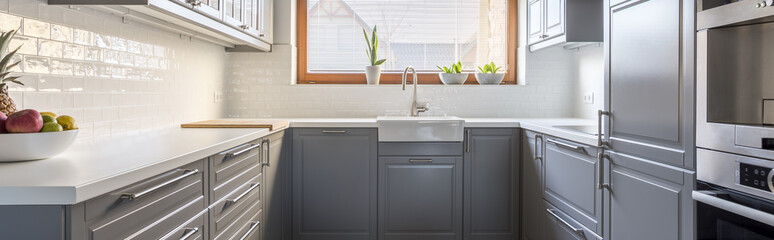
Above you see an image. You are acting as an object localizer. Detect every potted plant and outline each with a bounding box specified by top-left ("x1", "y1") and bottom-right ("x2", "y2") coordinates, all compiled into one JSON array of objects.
[
  {"x1": 363, "y1": 26, "x2": 386, "y2": 85},
  {"x1": 475, "y1": 62, "x2": 505, "y2": 85},
  {"x1": 0, "y1": 29, "x2": 22, "y2": 115},
  {"x1": 437, "y1": 61, "x2": 469, "y2": 85}
]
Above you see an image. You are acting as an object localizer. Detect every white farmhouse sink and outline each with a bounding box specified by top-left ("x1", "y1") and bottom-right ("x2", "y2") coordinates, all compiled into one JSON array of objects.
[{"x1": 377, "y1": 116, "x2": 465, "y2": 142}]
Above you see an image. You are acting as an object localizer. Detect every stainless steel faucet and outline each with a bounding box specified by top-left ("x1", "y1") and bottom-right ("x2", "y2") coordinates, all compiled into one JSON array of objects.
[{"x1": 402, "y1": 66, "x2": 428, "y2": 117}]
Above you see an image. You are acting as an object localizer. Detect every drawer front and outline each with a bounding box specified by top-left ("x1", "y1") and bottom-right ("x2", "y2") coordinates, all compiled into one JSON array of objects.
[
  {"x1": 543, "y1": 137, "x2": 602, "y2": 233},
  {"x1": 233, "y1": 209, "x2": 263, "y2": 240},
  {"x1": 211, "y1": 175, "x2": 262, "y2": 235},
  {"x1": 210, "y1": 150, "x2": 260, "y2": 197},
  {"x1": 127, "y1": 197, "x2": 205, "y2": 240},
  {"x1": 159, "y1": 208, "x2": 208, "y2": 240},
  {"x1": 85, "y1": 160, "x2": 205, "y2": 222},
  {"x1": 543, "y1": 201, "x2": 602, "y2": 240},
  {"x1": 211, "y1": 140, "x2": 262, "y2": 172},
  {"x1": 213, "y1": 196, "x2": 263, "y2": 240},
  {"x1": 91, "y1": 195, "x2": 205, "y2": 240},
  {"x1": 379, "y1": 142, "x2": 463, "y2": 156},
  {"x1": 212, "y1": 163, "x2": 261, "y2": 204}
]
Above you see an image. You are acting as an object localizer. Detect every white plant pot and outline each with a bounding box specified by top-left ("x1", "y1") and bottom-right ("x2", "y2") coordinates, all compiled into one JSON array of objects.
[
  {"x1": 474, "y1": 73, "x2": 505, "y2": 85},
  {"x1": 439, "y1": 73, "x2": 469, "y2": 85},
  {"x1": 365, "y1": 66, "x2": 381, "y2": 85}
]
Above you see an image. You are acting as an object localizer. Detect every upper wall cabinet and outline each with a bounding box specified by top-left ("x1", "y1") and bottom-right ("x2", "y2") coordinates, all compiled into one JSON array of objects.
[
  {"x1": 527, "y1": 0, "x2": 603, "y2": 51},
  {"x1": 48, "y1": 0, "x2": 273, "y2": 52}
]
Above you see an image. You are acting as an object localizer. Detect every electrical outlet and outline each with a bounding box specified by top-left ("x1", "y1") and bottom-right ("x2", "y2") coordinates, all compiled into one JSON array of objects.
[
  {"x1": 213, "y1": 91, "x2": 224, "y2": 103},
  {"x1": 583, "y1": 92, "x2": 594, "y2": 104}
]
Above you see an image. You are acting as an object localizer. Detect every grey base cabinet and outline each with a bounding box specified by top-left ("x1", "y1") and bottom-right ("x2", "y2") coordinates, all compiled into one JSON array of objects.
[
  {"x1": 378, "y1": 156, "x2": 463, "y2": 240},
  {"x1": 292, "y1": 128, "x2": 378, "y2": 240},
  {"x1": 463, "y1": 128, "x2": 519, "y2": 240},
  {"x1": 521, "y1": 130, "x2": 544, "y2": 240}
]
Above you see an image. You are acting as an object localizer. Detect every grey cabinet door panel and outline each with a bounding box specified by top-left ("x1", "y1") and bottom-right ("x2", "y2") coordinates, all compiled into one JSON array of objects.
[
  {"x1": 604, "y1": 151, "x2": 694, "y2": 240},
  {"x1": 521, "y1": 130, "x2": 543, "y2": 240},
  {"x1": 607, "y1": 0, "x2": 694, "y2": 169},
  {"x1": 263, "y1": 131, "x2": 289, "y2": 240},
  {"x1": 379, "y1": 156, "x2": 462, "y2": 240},
  {"x1": 292, "y1": 128, "x2": 378, "y2": 240},
  {"x1": 463, "y1": 128, "x2": 519, "y2": 240},
  {"x1": 543, "y1": 138, "x2": 601, "y2": 233}
]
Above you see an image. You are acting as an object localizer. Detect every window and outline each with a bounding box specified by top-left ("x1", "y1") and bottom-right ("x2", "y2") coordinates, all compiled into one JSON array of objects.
[{"x1": 298, "y1": 0, "x2": 518, "y2": 84}]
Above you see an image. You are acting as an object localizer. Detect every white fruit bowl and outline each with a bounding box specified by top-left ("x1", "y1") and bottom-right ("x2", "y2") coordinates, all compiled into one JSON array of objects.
[{"x1": 0, "y1": 130, "x2": 79, "y2": 162}]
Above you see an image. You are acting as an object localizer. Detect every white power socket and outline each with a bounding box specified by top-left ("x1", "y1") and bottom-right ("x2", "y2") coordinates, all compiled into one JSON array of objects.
[
  {"x1": 214, "y1": 91, "x2": 224, "y2": 103},
  {"x1": 583, "y1": 92, "x2": 594, "y2": 104}
]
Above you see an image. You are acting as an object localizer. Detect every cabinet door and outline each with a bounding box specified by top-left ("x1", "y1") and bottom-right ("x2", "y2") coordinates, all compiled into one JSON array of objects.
[
  {"x1": 223, "y1": 0, "x2": 244, "y2": 28},
  {"x1": 543, "y1": 0, "x2": 565, "y2": 40},
  {"x1": 527, "y1": 0, "x2": 544, "y2": 45},
  {"x1": 603, "y1": 151, "x2": 694, "y2": 240},
  {"x1": 242, "y1": 0, "x2": 260, "y2": 37},
  {"x1": 543, "y1": 138, "x2": 601, "y2": 233},
  {"x1": 521, "y1": 130, "x2": 543, "y2": 240},
  {"x1": 263, "y1": 131, "x2": 289, "y2": 240},
  {"x1": 292, "y1": 128, "x2": 377, "y2": 240},
  {"x1": 258, "y1": 0, "x2": 272, "y2": 43},
  {"x1": 379, "y1": 156, "x2": 463, "y2": 240},
  {"x1": 195, "y1": 0, "x2": 223, "y2": 20},
  {"x1": 606, "y1": 0, "x2": 694, "y2": 168},
  {"x1": 463, "y1": 128, "x2": 519, "y2": 240}
]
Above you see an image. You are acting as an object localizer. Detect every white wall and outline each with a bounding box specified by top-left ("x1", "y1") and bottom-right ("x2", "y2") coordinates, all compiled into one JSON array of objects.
[
  {"x1": 225, "y1": 0, "x2": 587, "y2": 118},
  {"x1": 2, "y1": 0, "x2": 228, "y2": 142},
  {"x1": 573, "y1": 45, "x2": 605, "y2": 119}
]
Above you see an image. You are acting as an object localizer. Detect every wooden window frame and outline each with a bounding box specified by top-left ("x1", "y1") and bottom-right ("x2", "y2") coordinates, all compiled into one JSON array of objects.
[{"x1": 297, "y1": 0, "x2": 519, "y2": 84}]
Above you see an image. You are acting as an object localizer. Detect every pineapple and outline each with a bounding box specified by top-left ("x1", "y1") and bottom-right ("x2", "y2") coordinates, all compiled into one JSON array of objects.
[{"x1": 0, "y1": 29, "x2": 22, "y2": 116}]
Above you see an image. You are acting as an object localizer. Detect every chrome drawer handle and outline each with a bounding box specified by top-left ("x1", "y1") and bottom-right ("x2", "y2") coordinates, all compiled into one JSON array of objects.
[
  {"x1": 239, "y1": 221, "x2": 260, "y2": 240},
  {"x1": 535, "y1": 134, "x2": 543, "y2": 162},
  {"x1": 546, "y1": 139, "x2": 587, "y2": 153},
  {"x1": 261, "y1": 139, "x2": 271, "y2": 167},
  {"x1": 120, "y1": 169, "x2": 199, "y2": 200},
  {"x1": 178, "y1": 227, "x2": 199, "y2": 240},
  {"x1": 226, "y1": 144, "x2": 260, "y2": 158},
  {"x1": 322, "y1": 130, "x2": 347, "y2": 134},
  {"x1": 227, "y1": 182, "x2": 259, "y2": 204},
  {"x1": 546, "y1": 208, "x2": 585, "y2": 237},
  {"x1": 409, "y1": 159, "x2": 433, "y2": 163}
]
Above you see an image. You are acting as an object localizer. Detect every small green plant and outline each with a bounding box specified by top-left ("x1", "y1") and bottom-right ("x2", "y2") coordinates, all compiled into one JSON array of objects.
[
  {"x1": 437, "y1": 61, "x2": 463, "y2": 74},
  {"x1": 363, "y1": 26, "x2": 386, "y2": 66},
  {"x1": 477, "y1": 62, "x2": 502, "y2": 74}
]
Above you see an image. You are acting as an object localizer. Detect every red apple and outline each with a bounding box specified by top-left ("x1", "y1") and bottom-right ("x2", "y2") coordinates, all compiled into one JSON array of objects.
[
  {"x1": 6, "y1": 109, "x2": 43, "y2": 133},
  {"x1": 0, "y1": 111, "x2": 6, "y2": 133}
]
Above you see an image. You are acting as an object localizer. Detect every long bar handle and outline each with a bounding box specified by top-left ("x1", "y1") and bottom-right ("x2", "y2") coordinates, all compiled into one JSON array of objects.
[
  {"x1": 178, "y1": 227, "x2": 199, "y2": 240},
  {"x1": 546, "y1": 139, "x2": 586, "y2": 153},
  {"x1": 597, "y1": 153, "x2": 610, "y2": 190},
  {"x1": 598, "y1": 110, "x2": 610, "y2": 147},
  {"x1": 239, "y1": 221, "x2": 260, "y2": 240},
  {"x1": 120, "y1": 169, "x2": 199, "y2": 200},
  {"x1": 409, "y1": 159, "x2": 433, "y2": 163},
  {"x1": 546, "y1": 208, "x2": 585, "y2": 236},
  {"x1": 226, "y1": 144, "x2": 260, "y2": 158},
  {"x1": 322, "y1": 130, "x2": 347, "y2": 134},
  {"x1": 535, "y1": 134, "x2": 543, "y2": 162},
  {"x1": 465, "y1": 130, "x2": 471, "y2": 153},
  {"x1": 227, "y1": 182, "x2": 260, "y2": 204},
  {"x1": 693, "y1": 190, "x2": 774, "y2": 227}
]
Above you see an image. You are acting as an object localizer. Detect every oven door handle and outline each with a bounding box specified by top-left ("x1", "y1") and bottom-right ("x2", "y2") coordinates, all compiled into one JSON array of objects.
[{"x1": 693, "y1": 190, "x2": 774, "y2": 227}]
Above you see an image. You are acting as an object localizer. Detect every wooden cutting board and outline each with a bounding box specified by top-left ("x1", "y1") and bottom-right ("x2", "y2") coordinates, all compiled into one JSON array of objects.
[{"x1": 181, "y1": 119, "x2": 289, "y2": 131}]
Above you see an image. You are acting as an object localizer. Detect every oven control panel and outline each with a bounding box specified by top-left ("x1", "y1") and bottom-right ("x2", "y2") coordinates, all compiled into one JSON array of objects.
[{"x1": 739, "y1": 163, "x2": 774, "y2": 192}]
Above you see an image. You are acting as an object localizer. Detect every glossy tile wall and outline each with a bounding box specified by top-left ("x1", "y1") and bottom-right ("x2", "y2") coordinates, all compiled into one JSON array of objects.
[{"x1": 1, "y1": 0, "x2": 228, "y2": 142}]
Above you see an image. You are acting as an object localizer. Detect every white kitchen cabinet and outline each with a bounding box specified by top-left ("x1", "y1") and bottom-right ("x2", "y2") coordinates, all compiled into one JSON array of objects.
[
  {"x1": 224, "y1": 0, "x2": 273, "y2": 44},
  {"x1": 527, "y1": 0, "x2": 602, "y2": 51}
]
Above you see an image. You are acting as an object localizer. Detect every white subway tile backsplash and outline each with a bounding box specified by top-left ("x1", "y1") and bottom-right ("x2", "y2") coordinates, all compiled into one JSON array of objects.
[{"x1": 4, "y1": 2, "x2": 226, "y2": 141}]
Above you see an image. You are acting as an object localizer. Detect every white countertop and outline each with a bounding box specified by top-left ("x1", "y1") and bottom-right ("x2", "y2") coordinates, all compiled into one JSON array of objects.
[
  {"x1": 0, "y1": 117, "x2": 597, "y2": 205},
  {"x1": 0, "y1": 127, "x2": 271, "y2": 205}
]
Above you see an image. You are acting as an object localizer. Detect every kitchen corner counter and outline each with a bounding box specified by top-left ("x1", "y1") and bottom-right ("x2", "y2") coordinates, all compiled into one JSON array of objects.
[{"x1": 0, "y1": 127, "x2": 271, "y2": 205}]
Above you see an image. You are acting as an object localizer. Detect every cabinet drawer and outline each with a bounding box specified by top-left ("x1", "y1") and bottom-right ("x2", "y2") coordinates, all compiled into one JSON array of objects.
[
  {"x1": 125, "y1": 197, "x2": 205, "y2": 240},
  {"x1": 543, "y1": 201, "x2": 602, "y2": 240},
  {"x1": 210, "y1": 150, "x2": 260, "y2": 193},
  {"x1": 211, "y1": 175, "x2": 262, "y2": 235},
  {"x1": 379, "y1": 142, "x2": 463, "y2": 156},
  {"x1": 212, "y1": 163, "x2": 261, "y2": 204},
  {"x1": 233, "y1": 209, "x2": 262, "y2": 240},
  {"x1": 85, "y1": 160, "x2": 205, "y2": 222},
  {"x1": 543, "y1": 137, "x2": 601, "y2": 233},
  {"x1": 211, "y1": 140, "x2": 262, "y2": 173},
  {"x1": 213, "y1": 196, "x2": 263, "y2": 240},
  {"x1": 160, "y1": 208, "x2": 208, "y2": 240}
]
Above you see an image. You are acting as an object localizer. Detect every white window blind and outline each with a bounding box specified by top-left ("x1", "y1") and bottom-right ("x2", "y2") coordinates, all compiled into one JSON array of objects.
[{"x1": 306, "y1": 0, "x2": 509, "y2": 73}]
